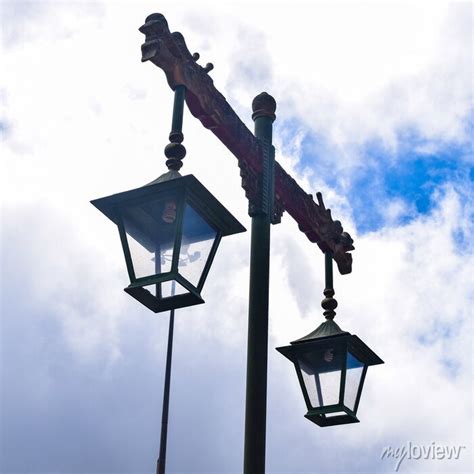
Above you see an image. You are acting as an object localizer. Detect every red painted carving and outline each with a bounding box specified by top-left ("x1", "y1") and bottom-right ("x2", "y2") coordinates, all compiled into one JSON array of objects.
[{"x1": 139, "y1": 14, "x2": 354, "y2": 274}]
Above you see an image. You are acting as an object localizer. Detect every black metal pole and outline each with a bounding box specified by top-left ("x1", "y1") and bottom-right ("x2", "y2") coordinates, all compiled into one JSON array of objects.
[
  {"x1": 243, "y1": 92, "x2": 276, "y2": 474},
  {"x1": 156, "y1": 282, "x2": 176, "y2": 474}
]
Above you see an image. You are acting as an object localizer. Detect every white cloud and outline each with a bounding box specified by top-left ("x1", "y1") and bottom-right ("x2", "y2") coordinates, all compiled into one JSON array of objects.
[{"x1": 1, "y1": 1, "x2": 472, "y2": 473}]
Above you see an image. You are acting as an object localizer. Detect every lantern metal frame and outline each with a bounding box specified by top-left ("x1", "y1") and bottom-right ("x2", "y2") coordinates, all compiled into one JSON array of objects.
[
  {"x1": 91, "y1": 173, "x2": 245, "y2": 313},
  {"x1": 277, "y1": 330, "x2": 383, "y2": 427}
]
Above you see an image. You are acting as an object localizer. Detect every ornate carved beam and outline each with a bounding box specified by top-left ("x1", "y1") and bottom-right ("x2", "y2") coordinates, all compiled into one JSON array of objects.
[{"x1": 139, "y1": 14, "x2": 354, "y2": 274}]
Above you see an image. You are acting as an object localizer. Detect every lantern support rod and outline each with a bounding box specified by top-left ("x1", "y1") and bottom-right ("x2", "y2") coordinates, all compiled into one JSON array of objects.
[
  {"x1": 170, "y1": 85, "x2": 185, "y2": 140},
  {"x1": 156, "y1": 280, "x2": 176, "y2": 474},
  {"x1": 325, "y1": 251, "x2": 333, "y2": 290},
  {"x1": 243, "y1": 93, "x2": 276, "y2": 474},
  {"x1": 322, "y1": 252, "x2": 337, "y2": 320},
  {"x1": 164, "y1": 85, "x2": 187, "y2": 171}
]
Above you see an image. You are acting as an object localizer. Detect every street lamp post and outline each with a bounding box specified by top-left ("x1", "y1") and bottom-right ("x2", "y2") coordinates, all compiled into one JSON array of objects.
[
  {"x1": 91, "y1": 11, "x2": 383, "y2": 473},
  {"x1": 136, "y1": 12, "x2": 365, "y2": 473},
  {"x1": 243, "y1": 93, "x2": 276, "y2": 474}
]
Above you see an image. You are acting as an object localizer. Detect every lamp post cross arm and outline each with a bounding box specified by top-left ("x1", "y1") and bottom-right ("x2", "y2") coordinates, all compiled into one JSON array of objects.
[{"x1": 139, "y1": 13, "x2": 354, "y2": 274}]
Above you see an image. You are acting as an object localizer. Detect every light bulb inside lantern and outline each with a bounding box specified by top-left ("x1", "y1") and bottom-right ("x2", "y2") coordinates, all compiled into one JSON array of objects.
[
  {"x1": 324, "y1": 349, "x2": 334, "y2": 363},
  {"x1": 162, "y1": 200, "x2": 177, "y2": 223}
]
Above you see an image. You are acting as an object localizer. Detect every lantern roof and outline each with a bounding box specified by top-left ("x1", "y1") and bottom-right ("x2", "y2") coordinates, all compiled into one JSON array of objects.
[
  {"x1": 291, "y1": 319, "x2": 349, "y2": 343},
  {"x1": 146, "y1": 169, "x2": 182, "y2": 184},
  {"x1": 91, "y1": 173, "x2": 246, "y2": 238},
  {"x1": 279, "y1": 325, "x2": 384, "y2": 368}
]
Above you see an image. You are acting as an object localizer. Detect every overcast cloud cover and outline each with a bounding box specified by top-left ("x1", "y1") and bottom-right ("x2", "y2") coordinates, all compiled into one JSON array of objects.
[{"x1": 1, "y1": 1, "x2": 473, "y2": 473}]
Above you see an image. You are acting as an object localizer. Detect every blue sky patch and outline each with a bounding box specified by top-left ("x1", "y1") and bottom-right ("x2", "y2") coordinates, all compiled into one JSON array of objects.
[
  {"x1": 278, "y1": 119, "x2": 473, "y2": 234},
  {"x1": 0, "y1": 120, "x2": 10, "y2": 139}
]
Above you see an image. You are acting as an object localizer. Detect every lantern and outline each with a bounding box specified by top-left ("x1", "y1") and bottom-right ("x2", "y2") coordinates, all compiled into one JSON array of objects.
[
  {"x1": 277, "y1": 319, "x2": 383, "y2": 426},
  {"x1": 91, "y1": 171, "x2": 245, "y2": 313}
]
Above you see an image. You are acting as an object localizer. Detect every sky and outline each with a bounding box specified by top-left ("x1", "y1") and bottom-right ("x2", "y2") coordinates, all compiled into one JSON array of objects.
[{"x1": 1, "y1": 1, "x2": 473, "y2": 473}]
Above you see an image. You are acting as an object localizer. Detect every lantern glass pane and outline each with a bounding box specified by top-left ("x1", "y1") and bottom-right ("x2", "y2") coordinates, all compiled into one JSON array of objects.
[
  {"x1": 318, "y1": 370, "x2": 341, "y2": 407},
  {"x1": 298, "y1": 346, "x2": 344, "y2": 409},
  {"x1": 299, "y1": 361, "x2": 318, "y2": 406},
  {"x1": 125, "y1": 232, "x2": 156, "y2": 279},
  {"x1": 178, "y1": 203, "x2": 217, "y2": 287},
  {"x1": 121, "y1": 195, "x2": 180, "y2": 279},
  {"x1": 344, "y1": 352, "x2": 365, "y2": 412}
]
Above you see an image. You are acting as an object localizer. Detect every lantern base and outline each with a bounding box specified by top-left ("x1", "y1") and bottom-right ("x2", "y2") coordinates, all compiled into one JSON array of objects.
[
  {"x1": 124, "y1": 285, "x2": 204, "y2": 313},
  {"x1": 304, "y1": 411, "x2": 360, "y2": 427}
]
